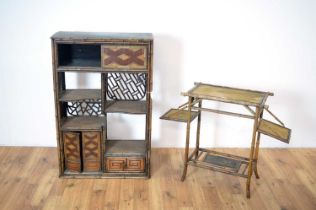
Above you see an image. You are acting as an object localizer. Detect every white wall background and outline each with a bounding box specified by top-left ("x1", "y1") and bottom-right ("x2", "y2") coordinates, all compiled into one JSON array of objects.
[{"x1": 0, "y1": 0, "x2": 315, "y2": 147}]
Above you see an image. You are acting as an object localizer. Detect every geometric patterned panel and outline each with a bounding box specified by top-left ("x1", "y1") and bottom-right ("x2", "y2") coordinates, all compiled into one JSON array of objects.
[
  {"x1": 126, "y1": 158, "x2": 145, "y2": 172},
  {"x1": 101, "y1": 45, "x2": 147, "y2": 70},
  {"x1": 106, "y1": 157, "x2": 126, "y2": 172},
  {"x1": 66, "y1": 100, "x2": 102, "y2": 116},
  {"x1": 107, "y1": 73, "x2": 146, "y2": 100},
  {"x1": 63, "y1": 132, "x2": 81, "y2": 172},
  {"x1": 82, "y1": 132, "x2": 101, "y2": 160},
  {"x1": 82, "y1": 132, "x2": 101, "y2": 172}
]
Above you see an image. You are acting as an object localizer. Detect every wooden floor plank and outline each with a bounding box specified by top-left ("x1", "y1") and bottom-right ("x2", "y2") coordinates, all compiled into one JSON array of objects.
[{"x1": 0, "y1": 147, "x2": 315, "y2": 210}]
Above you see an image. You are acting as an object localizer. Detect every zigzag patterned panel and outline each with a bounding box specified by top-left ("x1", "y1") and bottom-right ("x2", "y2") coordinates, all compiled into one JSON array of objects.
[
  {"x1": 63, "y1": 132, "x2": 81, "y2": 172},
  {"x1": 82, "y1": 132, "x2": 101, "y2": 172},
  {"x1": 107, "y1": 73, "x2": 146, "y2": 100},
  {"x1": 101, "y1": 45, "x2": 147, "y2": 69}
]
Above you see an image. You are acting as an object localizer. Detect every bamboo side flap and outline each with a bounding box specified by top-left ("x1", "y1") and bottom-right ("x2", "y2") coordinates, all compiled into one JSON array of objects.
[
  {"x1": 160, "y1": 109, "x2": 199, "y2": 122},
  {"x1": 258, "y1": 119, "x2": 291, "y2": 144}
]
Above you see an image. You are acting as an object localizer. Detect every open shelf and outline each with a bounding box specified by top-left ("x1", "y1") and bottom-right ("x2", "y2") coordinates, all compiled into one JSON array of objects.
[
  {"x1": 57, "y1": 66, "x2": 149, "y2": 72},
  {"x1": 57, "y1": 66, "x2": 103, "y2": 72},
  {"x1": 58, "y1": 44, "x2": 101, "y2": 66},
  {"x1": 61, "y1": 117, "x2": 106, "y2": 130},
  {"x1": 104, "y1": 101, "x2": 147, "y2": 114},
  {"x1": 59, "y1": 59, "x2": 101, "y2": 67},
  {"x1": 59, "y1": 89, "x2": 101, "y2": 101},
  {"x1": 105, "y1": 140, "x2": 146, "y2": 157}
]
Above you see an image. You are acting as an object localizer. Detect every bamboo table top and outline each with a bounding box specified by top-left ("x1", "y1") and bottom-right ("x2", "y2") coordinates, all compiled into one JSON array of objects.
[{"x1": 182, "y1": 83, "x2": 273, "y2": 107}]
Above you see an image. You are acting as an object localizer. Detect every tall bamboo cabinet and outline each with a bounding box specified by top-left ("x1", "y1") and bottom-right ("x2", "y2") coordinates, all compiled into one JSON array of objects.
[{"x1": 51, "y1": 32, "x2": 153, "y2": 178}]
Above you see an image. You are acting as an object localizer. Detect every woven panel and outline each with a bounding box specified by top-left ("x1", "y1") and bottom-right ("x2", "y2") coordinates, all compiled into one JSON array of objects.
[
  {"x1": 107, "y1": 73, "x2": 146, "y2": 100},
  {"x1": 66, "y1": 100, "x2": 102, "y2": 116}
]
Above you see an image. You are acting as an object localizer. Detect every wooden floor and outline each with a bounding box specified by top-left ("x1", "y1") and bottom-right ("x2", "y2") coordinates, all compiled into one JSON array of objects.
[{"x1": 0, "y1": 148, "x2": 315, "y2": 210}]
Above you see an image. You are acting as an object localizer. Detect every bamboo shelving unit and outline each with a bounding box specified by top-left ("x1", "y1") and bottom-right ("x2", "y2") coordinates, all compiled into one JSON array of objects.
[{"x1": 51, "y1": 31, "x2": 153, "y2": 178}]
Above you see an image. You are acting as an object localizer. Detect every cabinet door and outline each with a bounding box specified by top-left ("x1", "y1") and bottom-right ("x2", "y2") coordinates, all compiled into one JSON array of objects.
[
  {"x1": 125, "y1": 158, "x2": 145, "y2": 172},
  {"x1": 63, "y1": 132, "x2": 81, "y2": 172},
  {"x1": 101, "y1": 45, "x2": 147, "y2": 70},
  {"x1": 106, "y1": 157, "x2": 126, "y2": 172},
  {"x1": 82, "y1": 131, "x2": 101, "y2": 172}
]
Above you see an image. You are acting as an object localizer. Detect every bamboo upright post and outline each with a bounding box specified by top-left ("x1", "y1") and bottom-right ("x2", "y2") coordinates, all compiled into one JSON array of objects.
[
  {"x1": 181, "y1": 97, "x2": 193, "y2": 181},
  {"x1": 195, "y1": 101, "x2": 202, "y2": 159}
]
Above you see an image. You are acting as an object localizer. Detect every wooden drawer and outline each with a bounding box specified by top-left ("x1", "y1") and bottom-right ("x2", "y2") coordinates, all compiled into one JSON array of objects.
[
  {"x1": 101, "y1": 45, "x2": 147, "y2": 70},
  {"x1": 125, "y1": 158, "x2": 145, "y2": 171},
  {"x1": 106, "y1": 157, "x2": 145, "y2": 172},
  {"x1": 82, "y1": 132, "x2": 101, "y2": 172},
  {"x1": 63, "y1": 132, "x2": 81, "y2": 172},
  {"x1": 106, "y1": 157, "x2": 126, "y2": 171}
]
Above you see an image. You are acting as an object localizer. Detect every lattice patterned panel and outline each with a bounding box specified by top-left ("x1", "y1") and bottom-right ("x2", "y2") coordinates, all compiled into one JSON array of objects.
[
  {"x1": 66, "y1": 100, "x2": 102, "y2": 116},
  {"x1": 107, "y1": 73, "x2": 146, "y2": 100}
]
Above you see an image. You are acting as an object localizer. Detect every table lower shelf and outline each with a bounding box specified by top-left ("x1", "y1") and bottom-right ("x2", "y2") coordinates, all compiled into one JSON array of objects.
[{"x1": 188, "y1": 148, "x2": 251, "y2": 178}]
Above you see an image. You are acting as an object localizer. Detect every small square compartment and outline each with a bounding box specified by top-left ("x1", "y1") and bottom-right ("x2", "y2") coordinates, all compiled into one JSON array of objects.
[{"x1": 58, "y1": 44, "x2": 101, "y2": 67}]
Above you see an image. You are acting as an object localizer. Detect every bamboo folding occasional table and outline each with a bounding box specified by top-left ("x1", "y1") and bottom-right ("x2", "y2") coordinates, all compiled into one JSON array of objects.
[{"x1": 161, "y1": 82, "x2": 291, "y2": 198}]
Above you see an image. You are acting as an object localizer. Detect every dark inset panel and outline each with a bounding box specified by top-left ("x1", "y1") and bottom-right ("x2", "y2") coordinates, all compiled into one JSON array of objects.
[{"x1": 58, "y1": 44, "x2": 101, "y2": 67}]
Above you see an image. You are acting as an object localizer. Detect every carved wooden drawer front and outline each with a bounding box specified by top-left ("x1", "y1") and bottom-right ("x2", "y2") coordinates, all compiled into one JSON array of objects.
[
  {"x1": 82, "y1": 132, "x2": 101, "y2": 172},
  {"x1": 101, "y1": 45, "x2": 147, "y2": 70},
  {"x1": 106, "y1": 158, "x2": 126, "y2": 171},
  {"x1": 63, "y1": 132, "x2": 81, "y2": 172},
  {"x1": 125, "y1": 158, "x2": 145, "y2": 171},
  {"x1": 106, "y1": 157, "x2": 145, "y2": 172}
]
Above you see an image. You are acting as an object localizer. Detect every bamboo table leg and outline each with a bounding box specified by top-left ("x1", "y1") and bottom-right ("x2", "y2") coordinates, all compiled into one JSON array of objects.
[
  {"x1": 246, "y1": 106, "x2": 261, "y2": 198},
  {"x1": 253, "y1": 133, "x2": 261, "y2": 179},
  {"x1": 181, "y1": 97, "x2": 193, "y2": 181},
  {"x1": 253, "y1": 110, "x2": 263, "y2": 179},
  {"x1": 195, "y1": 100, "x2": 202, "y2": 159}
]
